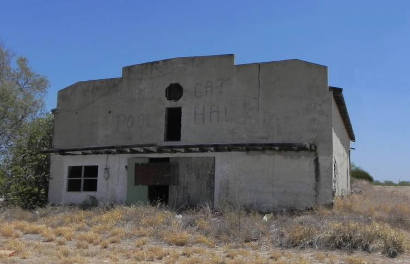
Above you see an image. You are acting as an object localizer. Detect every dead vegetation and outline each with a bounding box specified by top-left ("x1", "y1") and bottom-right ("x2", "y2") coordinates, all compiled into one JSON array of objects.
[{"x1": 0, "y1": 180, "x2": 408, "y2": 263}]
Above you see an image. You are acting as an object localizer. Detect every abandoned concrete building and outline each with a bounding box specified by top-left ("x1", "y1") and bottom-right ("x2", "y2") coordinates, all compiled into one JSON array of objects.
[{"x1": 47, "y1": 54, "x2": 355, "y2": 211}]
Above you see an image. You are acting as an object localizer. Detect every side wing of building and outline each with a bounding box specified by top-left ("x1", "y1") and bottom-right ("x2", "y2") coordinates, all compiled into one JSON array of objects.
[{"x1": 330, "y1": 87, "x2": 355, "y2": 196}]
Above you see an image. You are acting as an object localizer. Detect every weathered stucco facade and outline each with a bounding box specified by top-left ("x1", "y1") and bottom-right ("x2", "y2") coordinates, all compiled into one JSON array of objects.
[{"x1": 48, "y1": 54, "x2": 354, "y2": 211}]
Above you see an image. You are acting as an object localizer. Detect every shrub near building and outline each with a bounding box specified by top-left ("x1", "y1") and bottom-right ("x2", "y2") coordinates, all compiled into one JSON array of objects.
[{"x1": 351, "y1": 164, "x2": 374, "y2": 182}]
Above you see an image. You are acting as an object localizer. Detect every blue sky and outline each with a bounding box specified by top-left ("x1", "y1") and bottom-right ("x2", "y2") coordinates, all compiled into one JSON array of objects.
[{"x1": 1, "y1": 1, "x2": 409, "y2": 182}]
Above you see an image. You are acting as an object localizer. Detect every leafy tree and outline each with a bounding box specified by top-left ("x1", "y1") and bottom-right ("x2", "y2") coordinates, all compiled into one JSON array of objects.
[
  {"x1": 0, "y1": 44, "x2": 50, "y2": 208},
  {"x1": 0, "y1": 44, "x2": 48, "y2": 157},
  {"x1": 1, "y1": 115, "x2": 53, "y2": 209},
  {"x1": 351, "y1": 164, "x2": 374, "y2": 182}
]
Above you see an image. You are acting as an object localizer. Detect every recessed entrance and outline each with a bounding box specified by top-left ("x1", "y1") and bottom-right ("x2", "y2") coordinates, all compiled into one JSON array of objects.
[
  {"x1": 128, "y1": 157, "x2": 214, "y2": 208},
  {"x1": 148, "y1": 158, "x2": 169, "y2": 205},
  {"x1": 148, "y1": 185, "x2": 169, "y2": 205}
]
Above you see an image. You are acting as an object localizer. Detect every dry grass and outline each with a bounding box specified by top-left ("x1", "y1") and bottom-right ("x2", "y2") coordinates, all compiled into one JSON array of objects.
[
  {"x1": 76, "y1": 231, "x2": 101, "y2": 245},
  {"x1": 54, "y1": 226, "x2": 74, "y2": 240},
  {"x1": 100, "y1": 240, "x2": 109, "y2": 249},
  {"x1": 75, "y1": 240, "x2": 89, "y2": 249},
  {"x1": 40, "y1": 228, "x2": 55, "y2": 242},
  {"x1": 0, "y1": 180, "x2": 408, "y2": 263},
  {"x1": 335, "y1": 180, "x2": 410, "y2": 228},
  {"x1": 193, "y1": 234, "x2": 215, "y2": 247},
  {"x1": 283, "y1": 221, "x2": 405, "y2": 257},
  {"x1": 13, "y1": 221, "x2": 46, "y2": 234},
  {"x1": 344, "y1": 256, "x2": 368, "y2": 264},
  {"x1": 4, "y1": 239, "x2": 25, "y2": 254},
  {"x1": 57, "y1": 246, "x2": 70, "y2": 259},
  {"x1": 108, "y1": 235, "x2": 122, "y2": 244},
  {"x1": 0, "y1": 224, "x2": 18, "y2": 238},
  {"x1": 135, "y1": 237, "x2": 148, "y2": 247},
  {"x1": 163, "y1": 231, "x2": 191, "y2": 246}
]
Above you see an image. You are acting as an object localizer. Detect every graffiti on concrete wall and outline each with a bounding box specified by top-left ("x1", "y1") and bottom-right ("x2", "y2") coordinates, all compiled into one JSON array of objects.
[
  {"x1": 192, "y1": 78, "x2": 231, "y2": 125},
  {"x1": 131, "y1": 59, "x2": 206, "y2": 80},
  {"x1": 113, "y1": 113, "x2": 145, "y2": 132},
  {"x1": 193, "y1": 78, "x2": 229, "y2": 98},
  {"x1": 194, "y1": 104, "x2": 229, "y2": 124}
]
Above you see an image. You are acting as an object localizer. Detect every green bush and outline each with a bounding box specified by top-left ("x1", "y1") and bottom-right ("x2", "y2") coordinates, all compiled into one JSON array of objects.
[
  {"x1": 372, "y1": 180, "x2": 410, "y2": 186},
  {"x1": 383, "y1": 180, "x2": 395, "y2": 186},
  {"x1": 398, "y1": 181, "x2": 410, "y2": 186},
  {"x1": 0, "y1": 115, "x2": 53, "y2": 209},
  {"x1": 351, "y1": 164, "x2": 373, "y2": 182}
]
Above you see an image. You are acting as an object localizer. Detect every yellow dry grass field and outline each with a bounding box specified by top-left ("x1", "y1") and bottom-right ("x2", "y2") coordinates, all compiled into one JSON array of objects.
[
  {"x1": 373, "y1": 186, "x2": 410, "y2": 199},
  {"x1": 0, "y1": 181, "x2": 409, "y2": 264}
]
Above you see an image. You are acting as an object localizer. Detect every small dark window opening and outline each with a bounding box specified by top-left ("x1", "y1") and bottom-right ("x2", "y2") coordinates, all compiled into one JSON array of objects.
[
  {"x1": 165, "y1": 83, "x2": 183, "y2": 101},
  {"x1": 67, "y1": 179, "x2": 82, "y2": 192},
  {"x1": 165, "y1": 107, "x2": 181, "y2": 141},
  {"x1": 149, "y1": 158, "x2": 170, "y2": 163},
  {"x1": 67, "y1": 165, "x2": 98, "y2": 192}
]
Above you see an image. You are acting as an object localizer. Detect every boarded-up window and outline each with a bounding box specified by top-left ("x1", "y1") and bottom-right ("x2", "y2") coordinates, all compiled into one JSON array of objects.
[
  {"x1": 67, "y1": 165, "x2": 98, "y2": 192},
  {"x1": 134, "y1": 163, "x2": 178, "y2": 185}
]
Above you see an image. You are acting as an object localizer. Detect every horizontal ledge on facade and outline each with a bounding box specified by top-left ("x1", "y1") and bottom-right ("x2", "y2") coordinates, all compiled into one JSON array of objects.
[{"x1": 42, "y1": 143, "x2": 317, "y2": 155}]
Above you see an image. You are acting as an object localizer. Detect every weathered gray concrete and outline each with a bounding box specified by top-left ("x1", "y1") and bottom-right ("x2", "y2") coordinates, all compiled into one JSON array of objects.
[
  {"x1": 49, "y1": 151, "x2": 317, "y2": 210},
  {"x1": 55, "y1": 56, "x2": 330, "y2": 150},
  {"x1": 215, "y1": 151, "x2": 317, "y2": 211},
  {"x1": 49, "y1": 54, "x2": 353, "y2": 210},
  {"x1": 332, "y1": 97, "x2": 351, "y2": 195},
  {"x1": 48, "y1": 154, "x2": 64, "y2": 203},
  {"x1": 169, "y1": 157, "x2": 215, "y2": 208},
  {"x1": 49, "y1": 154, "x2": 129, "y2": 204}
]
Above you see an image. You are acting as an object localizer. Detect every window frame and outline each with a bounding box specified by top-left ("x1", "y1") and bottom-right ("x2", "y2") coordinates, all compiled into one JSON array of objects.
[{"x1": 67, "y1": 165, "x2": 98, "y2": 192}]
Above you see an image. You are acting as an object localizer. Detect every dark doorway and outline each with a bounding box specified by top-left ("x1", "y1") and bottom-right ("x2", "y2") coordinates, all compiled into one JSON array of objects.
[
  {"x1": 149, "y1": 158, "x2": 170, "y2": 163},
  {"x1": 165, "y1": 107, "x2": 181, "y2": 141},
  {"x1": 147, "y1": 157, "x2": 170, "y2": 205},
  {"x1": 148, "y1": 185, "x2": 169, "y2": 205}
]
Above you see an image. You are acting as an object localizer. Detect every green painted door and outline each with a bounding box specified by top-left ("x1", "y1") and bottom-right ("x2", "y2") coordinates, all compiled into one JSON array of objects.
[{"x1": 126, "y1": 157, "x2": 149, "y2": 204}]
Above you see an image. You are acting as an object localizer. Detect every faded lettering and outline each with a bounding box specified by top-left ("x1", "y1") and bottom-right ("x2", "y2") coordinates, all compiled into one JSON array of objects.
[
  {"x1": 194, "y1": 104, "x2": 229, "y2": 124},
  {"x1": 194, "y1": 105, "x2": 206, "y2": 124},
  {"x1": 194, "y1": 78, "x2": 229, "y2": 98},
  {"x1": 133, "y1": 59, "x2": 205, "y2": 81}
]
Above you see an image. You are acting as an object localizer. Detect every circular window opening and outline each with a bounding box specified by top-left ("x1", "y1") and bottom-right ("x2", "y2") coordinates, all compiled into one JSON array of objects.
[{"x1": 165, "y1": 83, "x2": 183, "y2": 101}]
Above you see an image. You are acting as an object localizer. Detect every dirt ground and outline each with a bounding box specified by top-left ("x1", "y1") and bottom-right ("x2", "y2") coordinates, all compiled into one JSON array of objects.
[
  {"x1": 0, "y1": 234, "x2": 409, "y2": 264},
  {"x1": 0, "y1": 181, "x2": 408, "y2": 264}
]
